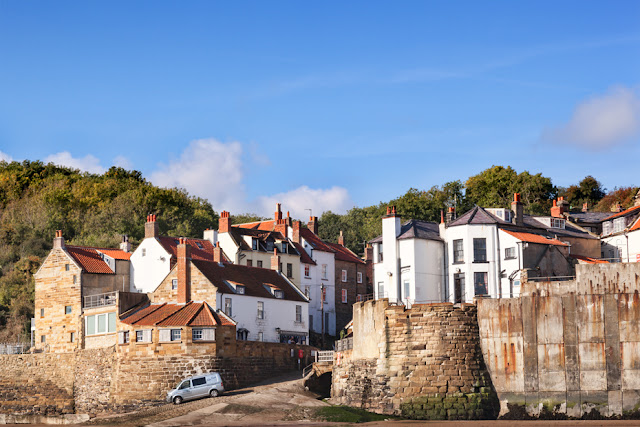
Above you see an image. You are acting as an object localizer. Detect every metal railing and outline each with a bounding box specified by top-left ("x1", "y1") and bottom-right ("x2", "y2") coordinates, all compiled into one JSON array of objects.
[
  {"x1": 356, "y1": 294, "x2": 374, "y2": 302},
  {"x1": 316, "y1": 350, "x2": 334, "y2": 363},
  {"x1": 0, "y1": 343, "x2": 30, "y2": 354},
  {"x1": 84, "y1": 291, "x2": 117, "y2": 308},
  {"x1": 302, "y1": 363, "x2": 314, "y2": 378},
  {"x1": 335, "y1": 337, "x2": 353, "y2": 351},
  {"x1": 526, "y1": 275, "x2": 576, "y2": 282}
]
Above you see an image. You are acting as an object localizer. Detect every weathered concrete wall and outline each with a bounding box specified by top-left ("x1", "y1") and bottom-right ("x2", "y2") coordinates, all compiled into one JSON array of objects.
[
  {"x1": 331, "y1": 300, "x2": 498, "y2": 420},
  {"x1": 478, "y1": 263, "x2": 640, "y2": 418}
]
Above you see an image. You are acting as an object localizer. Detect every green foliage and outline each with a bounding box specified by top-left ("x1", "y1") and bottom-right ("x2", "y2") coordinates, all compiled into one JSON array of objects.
[
  {"x1": 559, "y1": 176, "x2": 606, "y2": 209},
  {"x1": 314, "y1": 405, "x2": 398, "y2": 423},
  {"x1": 0, "y1": 161, "x2": 218, "y2": 342},
  {"x1": 594, "y1": 187, "x2": 639, "y2": 212},
  {"x1": 230, "y1": 213, "x2": 268, "y2": 225}
]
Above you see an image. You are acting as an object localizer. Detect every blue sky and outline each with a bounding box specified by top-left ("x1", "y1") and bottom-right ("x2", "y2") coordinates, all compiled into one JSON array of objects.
[{"x1": 1, "y1": 1, "x2": 639, "y2": 217}]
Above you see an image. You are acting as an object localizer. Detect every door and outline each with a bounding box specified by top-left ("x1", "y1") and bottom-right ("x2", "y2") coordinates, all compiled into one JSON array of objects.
[{"x1": 454, "y1": 273, "x2": 465, "y2": 303}]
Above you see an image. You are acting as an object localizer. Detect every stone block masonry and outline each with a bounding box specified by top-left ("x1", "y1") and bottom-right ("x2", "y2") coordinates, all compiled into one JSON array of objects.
[{"x1": 331, "y1": 300, "x2": 498, "y2": 420}]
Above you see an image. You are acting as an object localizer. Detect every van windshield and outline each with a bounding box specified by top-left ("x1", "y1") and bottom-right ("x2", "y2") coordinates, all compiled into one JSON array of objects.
[{"x1": 178, "y1": 381, "x2": 190, "y2": 390}]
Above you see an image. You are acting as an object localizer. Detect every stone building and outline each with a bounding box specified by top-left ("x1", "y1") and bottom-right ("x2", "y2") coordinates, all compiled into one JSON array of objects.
[{"x1": 33, "y1": 231, "x2": 136, "y2": 353}]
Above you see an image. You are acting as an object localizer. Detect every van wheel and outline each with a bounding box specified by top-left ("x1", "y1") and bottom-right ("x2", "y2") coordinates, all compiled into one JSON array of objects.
[
  {"x1": 173, "y1": 396, "x2": 183, "y2": 405},
  {"x1": 210, "y1": 389, "x2": 219, "y2": 397}
]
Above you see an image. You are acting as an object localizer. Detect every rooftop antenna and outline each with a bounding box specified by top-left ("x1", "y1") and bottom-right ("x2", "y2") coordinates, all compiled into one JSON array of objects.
[{"x1": 305, "y1": 208, "x2": 312, "y2": 218}]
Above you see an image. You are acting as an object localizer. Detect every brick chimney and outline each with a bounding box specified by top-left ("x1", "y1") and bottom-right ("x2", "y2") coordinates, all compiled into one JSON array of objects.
[
  {"x1": 274, "y1": 203, "x2": 282, "y2": 221},
  {"x1": 213, "y1": 242, "x2": 223, "y2": 263},
  {"x1": 338, "y1": 230, "x2": 345, "y2": 246},
  {"x1": 292, "y1": 220, "x2": 301, "y2": 244},
  {"x1": 275, "y1": 218, "x2": 288, "y2": 238},
  {"x1": 271, "y1": 248, "x2": 280, "y2": 271},
  {"x1": 53, "y1": 230, "x2": 65, "y2": 249},
  {"x1": 511, "y1": 193, "x2": 524, "y2": 226},
  {"x1": 219, "y1": 210, "x2": 231, "y2": 233},
  {"x1": 582, "y1": 202, "x2": 589, "y2": 213},
  {"x1": 446, "y1": 206, "x2": 455, "y2": 224},
  {"x1": 145, "y1": 214, "x2": 159, "y2": 239},
  {"x1": 551, "y1": 197, "x2": 568, "y2": 218},
  {"x1": 177, "y1": 237, "x2": 191, "y2": 304},
  {"x1": 308, "y1": 216, "x2": 318, "y2": 235},
  {"x1": 120, "y1": 235, "x2": 131, "y2": 253}
]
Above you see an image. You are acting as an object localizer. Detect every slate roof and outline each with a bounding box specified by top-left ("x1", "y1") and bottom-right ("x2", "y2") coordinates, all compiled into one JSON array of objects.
[
  {"x1": 448, "y1": 207, "x2": 507, "y2": 227},
  {"x1": 369, "y1": 219, "x2": 442, "y2": 244},
  {"x1": 325, "y1": 242, "x2": 365, "y2": 264},
  {"x1": 523, "y1": 217, "x2": 599, "y2": 240},
  {"x1": 227, "y1": 226, "x2": 290, "y2": 253},
  {"x1": 192, "y1": 260, "x2": 308, "y2": 303},
  {"x1": 501, "y1": 229, "x2": 568, "y2": 246},
  {"x1": 568, "y1": 212, "x2": 611, "y2": 223},
  {"x1": 65, "y1": 246, "x2": 126, "y2": 274},
  {"x1": 121, "y1": 301, "x2": 234, "y2": 327}
]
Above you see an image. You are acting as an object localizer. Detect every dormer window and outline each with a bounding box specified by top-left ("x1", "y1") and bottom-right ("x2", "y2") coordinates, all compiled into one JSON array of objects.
[
  {"x1": 281, "y1": 242, "x2": 287, "y2": 254},
  {"x1": 236, "y1": 285, "x2": 245, "y2": 295},
  {"x1": 267, "y1": 241, "x2": 274, "y2": 251},
  {"x1": 613, "y1": 217, "x2": 626, "y2": 233},
  {"x1": 603, "y1": 221, "x2": 613, "y2": 235},
  {"x1": 274, "y1": 289, "x2": 284, "y2": 299},
  {"x1": 252, "y1": 238, "x2": 258, "y2": 250},
  {"x1": 551, "y1": 218, "x2": 565, "y2": 229},
  {"x1": 195, "y1": 241, "x2": 204, "y2": 249}
]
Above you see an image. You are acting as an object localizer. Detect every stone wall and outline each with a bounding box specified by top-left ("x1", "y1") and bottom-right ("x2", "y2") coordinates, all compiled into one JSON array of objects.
[
  {"x1": 74, "y1": 348, "x2": 116, "y2": 414},
  {"x1": 331, "y1": 300, "x2": 498, "y2": 420},
  {"x1": 0, "y1": 352, "x2": 76, "y2": 415},
  {"x1": 477, "y1": 263, "x2": 640, "y2": 418}
]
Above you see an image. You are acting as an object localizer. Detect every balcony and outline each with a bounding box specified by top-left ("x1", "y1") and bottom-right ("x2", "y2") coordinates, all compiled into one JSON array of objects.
[{"x1": 84, "y1": 291, "x2": 117, "y2": 309}]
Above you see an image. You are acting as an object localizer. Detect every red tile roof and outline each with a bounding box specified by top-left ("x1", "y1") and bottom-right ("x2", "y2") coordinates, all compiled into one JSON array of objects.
[
  {"x1": 300, "y1": 228, "x2": 335, "y2": 253},
  {"x1": 157, "y1": 237, "x2": 216, "y2": 262},
  {"x1": 65, "y1": 246, "x2": 115, "y2": 274},
  {"x1": 192, "y1": 260, "x2": 307, "y2": 302},
  {"x1": 631, "y1": 218, "x2": 640, "y2": 232},
  {"x1": 236, "y1": 220, "x2": 276, "y2": 232},
  {"x1": 326, "y1": 242, "x2": 365, "y2": 264},
  {"x1": 501, "y1": 230, "x2": 568, "y2": 246},
  {"x1": 292, "y1": 242, "x2": 316, "y2": 265},
  {"x1": 121, "y1": 301, "x2": 233, "y2": 327},
  {"x1": 604, "y1": 205, "x2": 640, "y2": 221},
  {"x1": 98, "y1": 249, "x2": 132, "y2": 260},
  {"x1": 570, "y1": 254, "x2": 610, "y2": 264}
]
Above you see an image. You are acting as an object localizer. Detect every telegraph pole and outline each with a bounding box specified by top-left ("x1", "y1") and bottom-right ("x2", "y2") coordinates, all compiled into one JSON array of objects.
[{"x1": 320, "y1": 283, "x2": 325, "y2": 349}]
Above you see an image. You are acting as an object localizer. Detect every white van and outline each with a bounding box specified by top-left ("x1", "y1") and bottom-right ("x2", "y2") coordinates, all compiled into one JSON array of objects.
[{"x1": 166, "y1": 372, "x2": 224, "y2": 404}]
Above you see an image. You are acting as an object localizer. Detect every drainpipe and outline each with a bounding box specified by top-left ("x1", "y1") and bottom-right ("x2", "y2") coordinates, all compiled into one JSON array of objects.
[
  {"x1": 625, "y1": 230, "x2": 630, "y2": 263},
  {"x1": 495, "y1": 226, "x2": 502, "y2": 299}
]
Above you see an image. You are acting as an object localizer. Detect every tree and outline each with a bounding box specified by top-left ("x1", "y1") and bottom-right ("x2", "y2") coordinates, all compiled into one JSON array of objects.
[
  {"x1": 560, "y1": 176, "x2": 606, "y2": 210},
  {"x1": 594, "y1": 187, "x2": 639, "y2": 212}
]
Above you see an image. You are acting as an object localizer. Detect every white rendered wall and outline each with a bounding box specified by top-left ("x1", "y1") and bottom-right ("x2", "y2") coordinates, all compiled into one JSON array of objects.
[
  {"x1": 378, "y1": 216, "x2": 401, "y2": 301},
  {"x1": 216, "y1": 293, "x2": 309, "y2": 343},
  {"x1": 217, "y1": 232, "x2": 239, "y2": 262},
  {"x1": 130, "y1": 238, "x2": 171, "y2": 293},
  {"x1": 497, "y1": 230, "x2": 524, "y2": 298}
]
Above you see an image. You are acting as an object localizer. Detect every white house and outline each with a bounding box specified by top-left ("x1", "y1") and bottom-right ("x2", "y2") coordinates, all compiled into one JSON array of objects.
[
  {"x1": 600, "y1": 196, "x2": 640, "y2": 263},
  {"x1": 370, "y1": 207, "x2": 445, "y2": 305},
  {"x1": 129, "y1": 214, "x2": 217, "y2": 293}
]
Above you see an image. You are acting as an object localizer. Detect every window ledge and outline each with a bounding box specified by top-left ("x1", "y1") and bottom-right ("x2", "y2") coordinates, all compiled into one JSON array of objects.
[
  {"x1": 452, "y1": 261, "x2": 464, "y2": 265},
  {"x1": 505, "y1": 257, "x2": 517, "y2": 260},
  {"x1": 159, "y1": 341, "x2": 182, "y2": 344},
  {"x1": 473, "y1": 261, "x2": 489, "y2": 264}
]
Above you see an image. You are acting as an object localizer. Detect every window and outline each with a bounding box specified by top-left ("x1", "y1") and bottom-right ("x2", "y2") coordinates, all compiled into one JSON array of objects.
[
  {"x1": 40, "y1": 308, "x2": 44, "y2": 318},
  {"x1": 70, "y1": 332, "x2": 75, "y2": 343},
  {"x1": 378, "y1": 244, "x2": 383, "y2": 262},
  {"x1": 279, "y1": 262, "x2": 282, "y2": 272},
  {"x1": 135, "y1": 330, "x2": 144, "y2": 342},
  {"x1": 286, "y1": 263, "x2": 293, "y2": 278},
  {"x1": 171, "y1": 329, "x2": 181, "y2": 341},
  {"x1": 267, "y1": 241, "x2": 274, "y2": 251},
  {"x1": 192, "y1": 328, "x2": 215, "y2": 341},
  {"x1": 281, "y1": 242, "x2": 287, "y2": 253},
  {"x1": 195, "y1": 241, "x2": 204, "y2": 249},
  {"x1": 73, "y1": 275, "x2": 77, "y2": 284},
  {"x1": 304, "y1": 264, "x2": 310, "y2": 277},
  {"x1": 453, "y1": 239, "x2": 464, "y2": 263},
  {"x1": 41, "y1": 335, "x2": 45, "y2": 343},
  {"x1": 603, "y1": 221, "x2": 613, "y2": 235},
  {"x1": 614, "y1": 217, "x2": 626, "y2": 233},
  {"x1": 85, "y1": 313, "x2": 117, "y2": 336},
  {"x1": 377, "y1": 282, "x2": 385, "y2": 298},
  {"x1": 505, "y1": 247, "x2": 516, "y2": 259},
  {"x1": 142, "y1": 248, "x2": 146, "y2": 257},
  {"x1": 403, "y1": 280, "x2": 410, "y2": 300},
  {"x1": 257, "y1": 260, "x2": 263, "y2": 268},
  {"x1": 224, "y1": 298, "x2": 232, "y2": 317},
  {"x1": 551, "y1": 218, "x2": 565, "y2": 229},
  {"x1": 247, "y1": 260, "x2": 252, "y2": 267},
  {"x1": 257, "y1": 301, "x2": 264, "y2": 319},
  {"x1": 65, "y1": 264, "x2": 70, "y2": 271},
  {"x1": 357, "y1": 272, "x2": 363, "y2": 283},
  {"x1": 473, "y1": 238, "x2": 487, "y2": 262},
  {"x1": 257, "y1": 332, "x2": 263, "y2": 342},
  {"x1": 179, "y1": 381, "x2": 190, "y2": 390},
  {"x1": 252, "y1": 238, "x2": 258, "y2": 250},
  {"x1": 274, "y1": 289, "x2": 284, "y2": 299},
  {"x1": 172, "y1": 279, "x2": 178, "y2": 290},
  {"x1": 65, "y1": 305, "x2": 72, "y2": 315},
  {"x1": 453, "y1": 273, "x2": 465, "y2": 303},
  {"x1": 474, "y1": 272, "x2": 488, "y2": 296},
  {"x1": 304, "y1": 286, "x2": 310, "y2": 298},
  {"x1": 123, "y1": 331, "x2": 129, "y2": 343},
  {"x1": 322, "y1": 264, "x2": 328, "y2": 280},
  {"x1": 296, "y1": 305, "x2": 302, "y2": 323},
  {"x1": 342, "y1": 289, "x2": 348, "y2": 303},
  {"x1": 235, "y1": 285, "x2": 245, "y2": 295},
  {"x1": 341, "y1": 270, "x2": 347, "y2": 282}
]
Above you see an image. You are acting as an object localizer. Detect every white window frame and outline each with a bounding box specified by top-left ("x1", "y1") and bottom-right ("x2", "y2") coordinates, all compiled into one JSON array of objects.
[
  {"x1": 295, "y1": 305, "x2": 302, "y2": 323},
  {"x1": 603, "y1": 221, "x2": 613, "y2": 235},
  {"x1": 171, "y1": 279, "x2": 178, "y2": 290},
  {"x1": 274, "y1": 289, "x2": 284, "y2": 299},
  {"x1": 322, "y1": 264, "x2": 328, "y2": 280},
  {"x1": 257, "y1": 301, "x2": 264, "y2": 319},
  {"x1": 304, "y1": 264, "x2": 310, "y2": 277},
  {"x1": 341, "y1": 270, "x2": 347, "y2": 282},
  {"x1": 224, "y1": 297, "x2": 232, "y2": 317},
  {"x1": 257, "y1": 332, "x2": 263, "y2": 342},
  {"x1": 192, "y1": 327, "x2": 215, "y2": 342},
  {"x1": 85, "y1": 312, "x2": 117, "y2": 336},
  {"x1": 505, "y1": 247, "x2": 516, "y2": 259},
  {"x1": 235, "y1": 285, "x2": 245, "y2": 295},
  {"x1": 342, "y1": 288, "x2": 348, "y2": 303},
  {"x1": 614, "y1": 217, "x2": 626, "y2": 233},
  {"x1": 357, "y1": 272, "x2": 362, "y2": 283},
  {"x1": 135, "y1": 329, "x2": 152, "y2": 343}
]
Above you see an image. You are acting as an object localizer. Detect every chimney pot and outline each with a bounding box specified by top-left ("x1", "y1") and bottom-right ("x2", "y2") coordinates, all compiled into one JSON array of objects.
[
  {"x1": 338, "y1": 230, "x2": 345, "y2": 246},
  {"x1": 53, "y1": 230, "x2": 65, "y2": 249},
  {"x1": 145, "y1": 214, "x2": 160, "y2": 238},
  {"x1": 219, "y1": 210, "x2": 231, "y2": 233}
]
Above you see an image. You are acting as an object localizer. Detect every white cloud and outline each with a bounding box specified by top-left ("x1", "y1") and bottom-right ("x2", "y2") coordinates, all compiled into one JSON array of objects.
[
  {"x1": 148, "y1": 138, "x2": 353, "y2": 217},
  {"x1": 150, "y1": 139, "x2": 248, "y2": 213},
  {"x1": 113, "y1": 155, "x2": 133, "y2": 170},
  {"x1": 45, "y1": 152, "x2": 106, "y2": 174},
  {"x1": 258, "y1": 186, "x2": 353, "y2": 219},
  {"x1": 544, "y1": 86, "x2": 640, "y2": 149},
  {"x1": 0, "y1": 151, "x2": 13, "y2": 162}
]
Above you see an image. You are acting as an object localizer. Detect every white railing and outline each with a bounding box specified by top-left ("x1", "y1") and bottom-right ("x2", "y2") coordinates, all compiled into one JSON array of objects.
[
  {"x1": 0, "y1": 343, "x2": 30, "y2": 354},
  {"x1": 335, "y1": 337, "x2": 353, "y2": 351},
  {"x1": 84, "y1": 291, "x2": 117, "y2": 308},
  {"x1": 316, "y1": 350, "x2": 334, "y2": 363}
]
